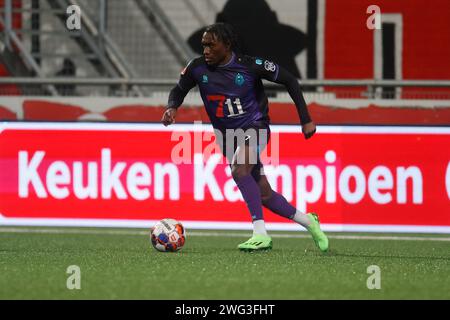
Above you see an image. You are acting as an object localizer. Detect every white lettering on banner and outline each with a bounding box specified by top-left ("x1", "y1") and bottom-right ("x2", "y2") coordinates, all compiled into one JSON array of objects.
[
  {"x1": 17, "y1": 149, "x2": 180, "y2": 201},
  {"x1": 17, "y1": 149, "x2": 424, "y2": 211},
  {"x1": 154, "y1": 163, "x2": 180, "y2": 200},
  {"x1": 101, "y1": 148, "x2": 127, "y2": 199},
  {"x1": 325, "y1": 150, "x2": 337, "y2": 203},
  {"x1": 194, "y1": 153, "x2": 224, "y2": 201},
  {"x1": 368, "y1": 166, "x2": 393, "y2": 204},
  {"x1": 295, "y1": 157, "x2": 422, "y2": 212},
  {"x1": 190, "y1": 151, "x2": 424, "y2": 212},
  {"x1": 126, "y1": 162, "x2": 151, "y2": 201},
  {"x1": 46, "y1": 161, "x2": 71, "y2": 199},
  {"x1": 73, "y1": 162, "x2": 98, "y2": 199},
  {"x1": 339, "y1": 165, "x2": 367, "y2": 204},
  {"x1": 296, "y1": 165, "x2": 323, "y2": 213},
  {"x1": 200, "y1": 151, "x2": 422, "y2": 212},
  {"x1": 19, "y1": 151, "x2": 48, "y2": 198},
  {"x1": 397, "y1": 167, "x2": 423, "y2": 204}
]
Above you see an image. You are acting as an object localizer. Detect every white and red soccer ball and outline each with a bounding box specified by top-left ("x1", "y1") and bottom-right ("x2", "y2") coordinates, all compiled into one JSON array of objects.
[{"x1": 150, "y1": 218, "x2": 186, "y2": 252}]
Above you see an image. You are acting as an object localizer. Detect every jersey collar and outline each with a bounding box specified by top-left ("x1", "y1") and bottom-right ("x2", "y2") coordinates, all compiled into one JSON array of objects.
[{"x1": 218, "y1": 52, "x2": 236, "y2": 68}]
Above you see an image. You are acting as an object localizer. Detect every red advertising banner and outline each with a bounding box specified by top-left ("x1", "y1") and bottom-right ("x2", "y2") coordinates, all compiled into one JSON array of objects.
[{"x1": 0, "y1": 123, "x2": 449, "y2": 233}]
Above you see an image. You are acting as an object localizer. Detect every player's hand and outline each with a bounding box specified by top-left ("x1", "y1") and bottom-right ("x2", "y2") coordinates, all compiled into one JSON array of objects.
[
  {"x1": 161, "y1": 107, "x2": 177, "y2": 126},
  {"x1": 302, "y1": 121, "x2": 316, "y2": 139}
]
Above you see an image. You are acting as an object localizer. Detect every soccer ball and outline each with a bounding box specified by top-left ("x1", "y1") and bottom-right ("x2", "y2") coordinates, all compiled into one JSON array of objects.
[{"x1": 150, "y1": 218, "x2": 186, "y2": 252}]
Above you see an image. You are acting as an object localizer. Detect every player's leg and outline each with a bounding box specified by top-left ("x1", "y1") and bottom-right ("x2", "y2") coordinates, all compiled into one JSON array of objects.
[
  {"x1": 231, "y1": 144, "x2": 262, "y2": 224},
  {"x1": 255, "y1": 169, "x2": 329, "y2": 252},
  {"x1": 231, "y1": 144, "x2": 272, "y2": 251}
]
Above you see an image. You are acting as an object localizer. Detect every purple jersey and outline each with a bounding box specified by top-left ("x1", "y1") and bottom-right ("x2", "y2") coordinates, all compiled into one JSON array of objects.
[{"x1": 176, "y1": 53, "x2": 280, "y2": 130}]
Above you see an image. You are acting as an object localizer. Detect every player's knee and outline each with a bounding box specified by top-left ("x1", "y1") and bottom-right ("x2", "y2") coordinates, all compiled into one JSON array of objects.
[
  {"x1": 231, "y1": 164, "x2": 252, "y2": 181},
  {"x1": 260, "y1": 189, "x2": 273, "y2": 205}
]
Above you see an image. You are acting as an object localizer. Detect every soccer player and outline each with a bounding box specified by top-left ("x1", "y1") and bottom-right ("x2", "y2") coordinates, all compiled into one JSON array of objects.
[{"x1": 161, "y1": 23, "x2": 328, "y2": 252}]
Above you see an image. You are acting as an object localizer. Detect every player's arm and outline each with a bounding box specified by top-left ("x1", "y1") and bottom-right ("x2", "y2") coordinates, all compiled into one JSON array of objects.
[
  {"x1": 161, "y1": 61, "x2": 197, "y2": 126},
  {"x1": 274, "y1": 66, "x2": 315, "y2": 139},
  {"x1": 254, "y1": 59, "x2": 315, "y2": 139}
]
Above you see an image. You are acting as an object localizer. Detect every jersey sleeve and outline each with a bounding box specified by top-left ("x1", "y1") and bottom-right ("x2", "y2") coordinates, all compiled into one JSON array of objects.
[
  {"x1": 250, "y1": 57, "x2": 280, "y2": 82},
  {"x1": 167, "y1": 60, "x2": 198, "y2": 109},
  {"x1": 249, "y1": 56, "x2": 312, "y2": 125},
  {"x1": 177, "y1": 60, "x2": 197, "y2": 92}
]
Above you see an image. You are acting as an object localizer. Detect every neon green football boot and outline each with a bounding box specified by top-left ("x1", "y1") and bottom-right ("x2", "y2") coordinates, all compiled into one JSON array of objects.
[
  {"x1": 238, "y1": 234, "x2": 273, "y2": 252},
  {"x1": 306, "y1": 213, "x2": 329, "y2": 252}
]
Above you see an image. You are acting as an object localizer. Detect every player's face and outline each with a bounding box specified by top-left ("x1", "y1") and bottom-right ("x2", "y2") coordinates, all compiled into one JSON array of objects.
[{"x1": 201, "y1": 32, "x2": 230, "y2": 66}]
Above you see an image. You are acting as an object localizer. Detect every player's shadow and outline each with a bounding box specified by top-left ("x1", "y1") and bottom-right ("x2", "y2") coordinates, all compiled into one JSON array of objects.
[{"x1": 188, "y1": 0, "x2": 306, "y2": 78}]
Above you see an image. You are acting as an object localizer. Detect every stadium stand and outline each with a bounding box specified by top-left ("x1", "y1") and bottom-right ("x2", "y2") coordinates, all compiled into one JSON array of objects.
[{"x1": 0, "y1": 0, "x2": 449, "y2": 124}]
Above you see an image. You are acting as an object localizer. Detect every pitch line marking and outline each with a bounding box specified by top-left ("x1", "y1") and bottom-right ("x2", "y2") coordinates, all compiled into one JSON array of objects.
[{"x1": 1, "y1": 227, "x2": 450, "y2": 242}]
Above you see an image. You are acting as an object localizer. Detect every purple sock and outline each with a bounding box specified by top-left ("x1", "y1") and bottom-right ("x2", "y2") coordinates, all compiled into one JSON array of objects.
[
  {"x1": 263, "y1": 191, "x2": 296, "y2": 219},
  {"x1": 234, "y1": 174, "x2": 263, "y2": 221}
]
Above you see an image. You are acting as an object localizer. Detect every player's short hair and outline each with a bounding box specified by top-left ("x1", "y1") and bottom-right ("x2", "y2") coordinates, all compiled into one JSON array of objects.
[{"x1": 204, "y1": 23, "x2": 240, "y2": 52}]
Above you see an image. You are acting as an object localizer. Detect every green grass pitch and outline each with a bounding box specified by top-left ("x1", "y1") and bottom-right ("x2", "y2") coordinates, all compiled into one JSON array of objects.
[{"x1": 1, "y1": 227, "x2": 449, "y2": 299}]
